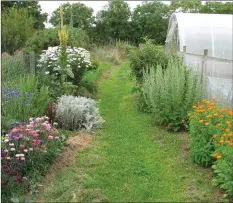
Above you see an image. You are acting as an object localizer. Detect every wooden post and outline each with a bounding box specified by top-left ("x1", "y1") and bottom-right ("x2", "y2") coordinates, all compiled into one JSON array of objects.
[
  {"x1": 201, "y1": 49, "x2": 208, "y2": 88},
  {"x1": 183, "y1": 46, "x2": 186, "y2": 53},
  {"x1": 29, "y1": 51, "x2": 35, "y2": 75}
]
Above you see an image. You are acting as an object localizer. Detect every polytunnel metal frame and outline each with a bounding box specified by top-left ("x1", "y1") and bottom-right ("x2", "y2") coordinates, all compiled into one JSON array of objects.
[{"x1": 165, "y1": 13, "x2": 233, "y2": 107}]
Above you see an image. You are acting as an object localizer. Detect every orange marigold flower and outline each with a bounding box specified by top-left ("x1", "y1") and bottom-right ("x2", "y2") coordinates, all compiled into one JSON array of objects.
[
  {"x1": 216, "y1": 155, "x2": 222, "y2": 159},
  {"x1": 205, "y1": 122, "x2": 209, "y2": 126},
  {"x1": 213, "y1": 153, "x2": 218, "y2": 157},
  {"x1": 225, "y1": 129, "x2": 230, "y2": 132},
  {"x1": 228, "y1": 110, "x2": 233, "y2": 116},
  {"x1": 181, "y1": 120, "x2": 185, "y2": 123},
  {"x1": 213, "y1": 135, "x2": 217, "y2": 139},
  {"x1": 199, "y1": 120, "x2": 204, "y2": 123},
  {"x1": 212, "y1": 97, "x2": 216, "y2": 102}
]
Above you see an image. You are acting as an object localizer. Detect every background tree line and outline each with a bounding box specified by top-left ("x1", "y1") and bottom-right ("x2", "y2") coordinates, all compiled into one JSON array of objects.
[{"x1": 1, "y1": 0, "x2": 233, "y2": 54}]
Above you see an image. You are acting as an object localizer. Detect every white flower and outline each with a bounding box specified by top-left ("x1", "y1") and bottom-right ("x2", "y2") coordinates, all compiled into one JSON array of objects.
[
  {"x1": 9, "y1": 143, "x2": 14, "y2": 146},
  {"x1": 45, "y1": 71, "x2": 50, "y2": 75},
  {"x1": 4, "y1": 139, "x2": 9, "y2": 143},
  {"x1": 4, "y1": 149, "x2": 8, "y2": 153},
  {"x1": 10, "y1": 148, "x2": 15, "y2": 151}
]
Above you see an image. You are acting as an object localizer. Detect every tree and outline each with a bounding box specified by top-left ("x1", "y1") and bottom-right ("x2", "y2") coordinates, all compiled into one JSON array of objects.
[
  {"x1": 1, "y1": 1, "x2": 47, "y2": 29},
  {"x1": 1, "y1": 7, "x2": 34, "y2": 54},
  {"x1": 131, "y1": 2, "x2": 170, "y2": 45},
  {"x1": 95, "y1": 0, "x2": 131, "y2": 42},
  {"x1": 170, "y1": 1, "x2": 202, "y2": 13},
  {"x1": 200, "y1": 2, "x2": 233, "y2": 14},
  {"x1": 170, "y1": 1, "x2": 233, "y2": 14},
  {"x1": 49, "y1": 2, "x2": 94, "y2": 29}
]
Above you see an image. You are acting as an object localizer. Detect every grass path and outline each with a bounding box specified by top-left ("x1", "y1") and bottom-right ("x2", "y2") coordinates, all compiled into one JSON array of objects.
[{"x1": 36, "y1": 62, "x2": 222, "y2": 202}]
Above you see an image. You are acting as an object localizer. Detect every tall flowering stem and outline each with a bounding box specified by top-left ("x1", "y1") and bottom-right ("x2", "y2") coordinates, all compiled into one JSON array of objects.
[{"x1": 58, "y1": 6, "x2": 69, "y2": 84}]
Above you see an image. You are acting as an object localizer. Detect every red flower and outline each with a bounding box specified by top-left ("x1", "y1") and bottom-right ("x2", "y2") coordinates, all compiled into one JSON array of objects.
[{"x1": 20, "y1": 144, "x2": 25, "y2": 149}]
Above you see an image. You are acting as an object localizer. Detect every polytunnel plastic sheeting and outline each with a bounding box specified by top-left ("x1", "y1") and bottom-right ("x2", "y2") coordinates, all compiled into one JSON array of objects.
[
  {"x1": 207, "y1": 77, "x2": 233, "y2": 106},
  {"x1": 178, "y1": 52, "x2": 233, "y2": 79},
  {"x1": 166, "y1": 13, "x2": 233, "y2": 60}
]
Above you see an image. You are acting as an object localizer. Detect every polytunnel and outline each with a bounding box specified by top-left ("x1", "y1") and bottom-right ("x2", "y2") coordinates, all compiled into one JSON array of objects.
[{"x1": 165, "y1": 13, "x2": 233, "y2": 106}]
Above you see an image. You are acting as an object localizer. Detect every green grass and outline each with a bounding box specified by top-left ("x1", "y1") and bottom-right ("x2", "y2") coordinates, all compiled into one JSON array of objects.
[
  {"x1": 82, "y1": 62, "x2": 112, "y2": 84},
  {"x1": 35, "y1": 62, "x2": 223, "y2": 202}
]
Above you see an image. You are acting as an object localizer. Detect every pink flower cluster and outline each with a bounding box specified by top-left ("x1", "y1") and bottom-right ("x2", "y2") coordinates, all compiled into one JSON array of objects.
[{"x1": 1, "y1": 116, "x2": 61, "y2": 186}]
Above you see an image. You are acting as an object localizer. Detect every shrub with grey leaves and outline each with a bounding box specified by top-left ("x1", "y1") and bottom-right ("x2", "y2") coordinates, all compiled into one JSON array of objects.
[{"x1": 55, "y1": 95, "x2": 104, "y2": 132}]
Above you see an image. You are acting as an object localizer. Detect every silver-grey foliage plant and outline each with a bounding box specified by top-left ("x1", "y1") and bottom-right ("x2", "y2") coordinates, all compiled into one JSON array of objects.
[
  {"x1": 142, "y1": 56, "x2": 205, "y2": 131},
  {"x1": 56, "y1": 95, "x2": 104, "y2": 132}
]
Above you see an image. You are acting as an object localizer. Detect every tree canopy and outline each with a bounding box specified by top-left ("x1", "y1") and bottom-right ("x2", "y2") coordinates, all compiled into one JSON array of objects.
[
  {"x1": 95, "y1": 0, "x2": 131, "y2": 41},
  {"x1": 131, "y1": 2, "x2": 170, "y2": 45},
  {"x1": 1, "y1": 1, "x2": 47, "y2": 29},
  {"x1": 49, "y1": 2, "x2": 94, "y2": 29}
]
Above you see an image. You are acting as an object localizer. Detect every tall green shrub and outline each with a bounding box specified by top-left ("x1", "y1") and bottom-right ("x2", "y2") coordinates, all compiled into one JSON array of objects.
[
  {"x1": 129, "y1": 40, "x2": 169, "y2": 83},
  {"x1": 142, "y1": 57, "x2": 204, "y2": 131},
  {"x1": 1, "y1": 7, "x2": 34, "y2": 54},
  {"x1": 23, "y1": 27, "x2": 89, "y2": 54}
]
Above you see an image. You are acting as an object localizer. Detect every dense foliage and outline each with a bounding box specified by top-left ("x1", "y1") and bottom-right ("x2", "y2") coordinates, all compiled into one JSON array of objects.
[
  {"x1": 49, "y1": 2, "x2": 94, "y2": 29},
  {"x1": 131, "y1": 2, "x2": 170, "y2": 45},
  {"x1": 95, "y1": 0, "x2": 131, "y2": 42},
  {"x1": 1, "y1": 7, "x2": 34, "y2": 54},
  {"x1": 23, "y1": 27, "x2": 89, "y2": 54},
  {"x1": 1, "y1": 1, "x2": 47, "y2": 29},
  {"x1": 129, "y1": 41, "x2": 169, "y2": 83},
  {"x1": 141, "y1": 57, "x2": 203, "y2": 131},
  {"x1": 189, "y1": 99, "x2": 233, "y2": 199},
  {"x1": 56, "y1": 95, "x2": 104, "y2": 131}
]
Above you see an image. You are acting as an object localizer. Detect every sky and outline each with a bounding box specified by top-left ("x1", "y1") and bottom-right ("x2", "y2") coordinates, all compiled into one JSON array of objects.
[{"x1": 39, "y1": 1, "x2": 145, "y2": 28}]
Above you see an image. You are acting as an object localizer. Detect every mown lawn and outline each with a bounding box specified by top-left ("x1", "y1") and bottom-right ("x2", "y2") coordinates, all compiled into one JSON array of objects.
[{"x1": 35, "y1": 62, "x2": 222, "y2": 202}]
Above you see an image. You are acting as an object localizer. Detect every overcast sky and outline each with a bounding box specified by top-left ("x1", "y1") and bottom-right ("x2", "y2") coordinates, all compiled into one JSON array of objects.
[{"x1": 39, "y1": 1, "x2": 146, "y2": 28}]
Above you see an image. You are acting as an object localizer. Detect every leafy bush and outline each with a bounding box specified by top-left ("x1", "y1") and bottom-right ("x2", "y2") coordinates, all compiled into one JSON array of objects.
[
  {"x1": 80, "y1": 61, "x2": 110, "y2": 97},
  {"x1": 1, "y1": 7, "x2": 34, "y2": 54},
  {"x1": 129, "y1": 40, "x2": 169, "y2": 83},
  {"x1": 142, "y1": 57, "x2": 203, "y2": 131},
  {"x1": 2, "y1": 76, "x2": 50, "y2": 124},
  {"x1": 55, "y1": 95, "x2": 104, "y2": 131},
  {"x1": 189, "y1": 99, "x2": 233, "y2": 199},
  {"x1": 1, "y1": 117, "x2": 63, "y2": 202},
  {"x1": 23, "y1": 27, "x2": 89, "y2": 54}
]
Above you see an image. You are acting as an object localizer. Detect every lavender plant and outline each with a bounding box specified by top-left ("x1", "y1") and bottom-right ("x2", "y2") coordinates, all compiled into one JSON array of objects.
[{"x1": 55, "y1": 95, "x2": 104, "y2": 131}]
